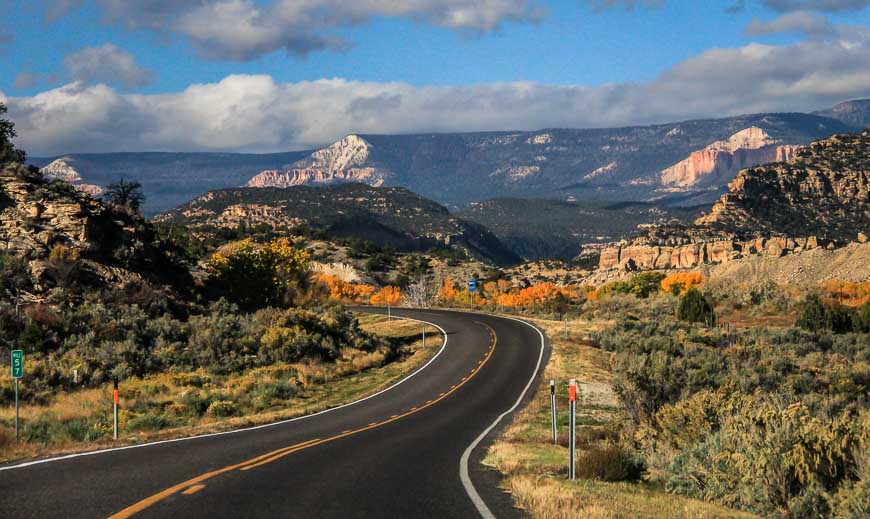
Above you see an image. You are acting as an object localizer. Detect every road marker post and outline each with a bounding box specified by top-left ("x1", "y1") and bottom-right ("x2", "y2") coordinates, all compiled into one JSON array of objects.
[
  {"x1": 422, "y1": 327, "x2": 425, "y2": 349},
  {"x1": 550, "y1": 380, "x2": 557, "y2": 443},
  {"x1": 12, "y1": 350, "x2": 23, "y2": 441},
  {"x1": 113, "y1": 380, "x2": 119, "y2": 441},
  {"x1": 564, "y1": 317, "x2": 568, "y2": 339},
  {"x1": 568, "y1": 379, "x2": 577, "y2": 480}
]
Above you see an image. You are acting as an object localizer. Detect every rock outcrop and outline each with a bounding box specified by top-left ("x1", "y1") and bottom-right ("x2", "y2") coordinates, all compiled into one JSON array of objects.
[
  {"x1": 1, "y1": 163, "x2": 188, "y2": 288},
  {"x1": 248, "y1": 135, "x2": 389, "y2": 189},
  {"x1": 660, "y1": 127, "x2": 800, "y2": 188}
]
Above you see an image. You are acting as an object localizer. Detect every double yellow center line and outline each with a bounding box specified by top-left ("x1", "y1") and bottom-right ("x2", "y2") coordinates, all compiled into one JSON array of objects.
[{"x1": 109, "y1": 321, "x2": 498, "y2": 519}]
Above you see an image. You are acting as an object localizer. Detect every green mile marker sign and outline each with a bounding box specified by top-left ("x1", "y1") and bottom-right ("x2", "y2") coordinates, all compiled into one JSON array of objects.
[{"x1": 11, "y1": 350, "x2": 23, "y2": 379}]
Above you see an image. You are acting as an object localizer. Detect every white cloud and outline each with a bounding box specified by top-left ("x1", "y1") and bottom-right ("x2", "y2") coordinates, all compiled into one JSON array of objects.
[
  {"x1": 52, "y1": 0, "x2": 541, "y2": 61},
  {"x1": 62, "y1": 44, "x2": 155, "y2": 89},
  {"x1": 745, "y1": 11, "x2": 835, "y2": 37},
  {"x1": 6, "y1": 31, "x2": 870, "y2": 156}
]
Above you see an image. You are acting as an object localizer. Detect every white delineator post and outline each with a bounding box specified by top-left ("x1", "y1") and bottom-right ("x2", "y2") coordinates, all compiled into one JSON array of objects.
[
  {"x1": 564, "y1": 317, "x2": 568, "y2": 339},
  {"x1": 568, "y1": 379, "x2": 577, "y2": 480},
  {"x1": 422, "y1": 327, "x2": 426, "y2": 348},
  {"x1": 550, "y1": 379, "x2": 557, "y2": 443}
]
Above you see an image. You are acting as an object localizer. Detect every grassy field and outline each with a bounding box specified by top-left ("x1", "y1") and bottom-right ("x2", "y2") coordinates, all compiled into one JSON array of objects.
[
  {"x1": 0, "y1": 313, "x2": 441, "y2": 463},
  {"x1": 484, "y1": 315, "x2": 760, "y2": 519}
]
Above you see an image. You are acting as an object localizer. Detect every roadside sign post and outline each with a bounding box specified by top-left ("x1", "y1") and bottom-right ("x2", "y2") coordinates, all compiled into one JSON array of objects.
[
  {"x1": 113, "y1": 380, "x2": 119, "y2": 441},
  {"x1": 568, "y1": 379, "x2": 577, "y2": 480},
  {"x1": 550, "y1": 380, "x2": 557, "y2": 444},
  {"x1": 467, "y1": 279, "x2": 477, "y2": 310},
  {"x1": 11, "y1": 350, "x2": 23, "y2": 441}
]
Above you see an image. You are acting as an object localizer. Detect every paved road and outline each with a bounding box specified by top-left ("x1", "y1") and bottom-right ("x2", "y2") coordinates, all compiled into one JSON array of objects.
[{"x1": 0, "y1": 308, "x2": 547, "y2": 518}]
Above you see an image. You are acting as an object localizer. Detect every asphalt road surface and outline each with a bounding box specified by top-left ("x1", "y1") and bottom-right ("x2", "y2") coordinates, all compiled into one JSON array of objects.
[{"x1": 0, "y1": 308, "x2": 548, "y2": 518}]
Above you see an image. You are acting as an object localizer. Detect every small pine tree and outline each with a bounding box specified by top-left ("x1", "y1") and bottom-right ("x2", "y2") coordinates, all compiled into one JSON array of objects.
[
  {"x1": 677, "y1": 288, "x2": 715, "y2": 325},
  {"x1": 796, "y1": 295, "x2": 827, "y2": 332}
]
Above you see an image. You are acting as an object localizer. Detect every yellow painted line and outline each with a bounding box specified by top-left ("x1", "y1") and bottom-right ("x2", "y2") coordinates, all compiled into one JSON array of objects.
[
  {"x1": 461, "y1": 377, "x2": 467, "y2": 382},
  {"x1": 181, "y1": 485, "x2": 205, "y2": 495},
  {"x1": 110, "y1": 321, "x2": 499, "y2": 519},
  {"x1": 426, "y1": 400, "x2": 433, "y2": 404},
  {"x1": 409, "y1": 407, "x2": 418, "y2": 411}
]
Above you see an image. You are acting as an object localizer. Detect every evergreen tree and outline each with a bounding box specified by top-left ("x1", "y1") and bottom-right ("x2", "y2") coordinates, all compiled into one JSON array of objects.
[{"x1": 677, "y1": 288, "x2": 715, "y2": 325}]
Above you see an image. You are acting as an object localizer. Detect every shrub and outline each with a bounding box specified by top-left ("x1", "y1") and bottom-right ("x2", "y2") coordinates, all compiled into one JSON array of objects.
[
  {"x1": 206, "y1": 400, "x2": 238, "y2": 417},
  {"x1": 575, "y1": 445, "x2": 644, "y2": 482},
  {"x1": 677, "y1": 288, "x2": 715, "y2": 325},
  {"x1": 797, "y1": 295, "x2": 855, "y2": 334}
]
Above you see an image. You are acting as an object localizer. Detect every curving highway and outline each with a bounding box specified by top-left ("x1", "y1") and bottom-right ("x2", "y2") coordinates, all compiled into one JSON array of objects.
[{"x1": 0, "y1": 308, "x2": 547, "y2": 518}]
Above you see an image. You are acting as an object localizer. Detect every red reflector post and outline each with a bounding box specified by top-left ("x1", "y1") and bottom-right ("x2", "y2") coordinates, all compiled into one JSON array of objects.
[{"x1": 569, "y1": 379, "x2": 576, "y2": 401}]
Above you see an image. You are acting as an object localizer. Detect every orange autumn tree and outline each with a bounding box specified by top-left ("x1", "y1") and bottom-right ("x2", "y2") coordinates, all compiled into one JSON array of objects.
[
  {"x1": 316, "y1": 274, "x2": 375, "y2": 303},
  {"x1": 371, "y1": 285, "x2": 402, "y2": 319},
  {"x1": 822, "y1": 280, "x2": 870, "y2": 307},
  {"x1": 438, "y1": 277, "x2": 457, "y2": 304},
  {"x1": 661, "y1": 272, "x2": 706, "y2": 295}
]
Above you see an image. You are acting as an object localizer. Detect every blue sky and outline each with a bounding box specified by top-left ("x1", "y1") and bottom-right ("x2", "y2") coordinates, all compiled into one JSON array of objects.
[{"x1": 2, "y1": 0, "x2": 870, "y2": 154}]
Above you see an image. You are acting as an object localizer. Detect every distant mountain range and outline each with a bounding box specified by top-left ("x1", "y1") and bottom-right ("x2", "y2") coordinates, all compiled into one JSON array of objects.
[
  {"x1": 29, "y1": 100, "x2": 869, "y2": 216},
  {"x1": 28, "y1": 151, "x2": 312, "y2": 216}
]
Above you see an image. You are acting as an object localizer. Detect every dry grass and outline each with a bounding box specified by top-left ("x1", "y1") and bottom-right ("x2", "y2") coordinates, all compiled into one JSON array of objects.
[
  {"x1": 484, "y1": 314, "x2": 759, "y2": 519},
  {"x1": 0, "y1": 313, "x2": 441, "y2": 463}
]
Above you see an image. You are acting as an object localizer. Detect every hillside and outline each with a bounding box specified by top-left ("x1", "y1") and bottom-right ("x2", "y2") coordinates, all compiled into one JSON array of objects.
[
  {"x1": 155, "y1": 183, "x2": 521, "y2": 266},
  {"x1": 28, "y1": 151, "x2": 312, "y2": 216},
  {"x1": 697, "y1": 129, "x2": 870, "y2": 241},
  {"x1": 248, "y1": 111, "x2": 855, "y2": 206},
  {"x1": 457, "y1": 198, "x2": 704, "y2": 260},
  {"x1": 813, "y1": 99, "x2": 870, "y2": 129}
]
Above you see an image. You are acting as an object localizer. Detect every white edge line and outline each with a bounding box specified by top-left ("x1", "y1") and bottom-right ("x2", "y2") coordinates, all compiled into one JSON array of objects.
[
  {"x1": 0, "y1": 312, "x2": 448, "y2": 472},
  {"x1": 459, "y1": 314, "x2": 546, "y2": 519}
]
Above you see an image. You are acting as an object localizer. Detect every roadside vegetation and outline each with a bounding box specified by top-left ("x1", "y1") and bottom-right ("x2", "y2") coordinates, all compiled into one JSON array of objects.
[{"x1": 482, "y1": 272, "x2": 870, "y2": 519}]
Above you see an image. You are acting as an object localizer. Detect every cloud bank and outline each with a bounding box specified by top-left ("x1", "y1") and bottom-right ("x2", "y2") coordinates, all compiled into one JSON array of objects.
[
  {"x1": 45, "y1": 0, "x2": 542, "y2": 61},
  {"x1": 6, "y1": 30, "x2": 870, "y2": 156}
]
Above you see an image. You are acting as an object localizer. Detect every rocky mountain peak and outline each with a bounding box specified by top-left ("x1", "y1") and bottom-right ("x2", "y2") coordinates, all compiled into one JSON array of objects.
[
  {"x1": 247, "y1": 134, "x2": 387, "y2": 189},
  {"x1": 301, "y1": 134, "x2": 372, "y2": 173}
]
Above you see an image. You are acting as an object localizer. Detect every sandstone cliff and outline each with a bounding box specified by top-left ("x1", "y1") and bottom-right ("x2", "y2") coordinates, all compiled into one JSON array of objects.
[{"x1": 660, "y1": 127, "x2": 800, "y2": 188}]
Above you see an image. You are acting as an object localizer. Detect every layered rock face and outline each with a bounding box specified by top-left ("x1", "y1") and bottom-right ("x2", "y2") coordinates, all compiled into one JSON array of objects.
[
  {"x1": 1, "y1": 164, "x2": 98, "y2": 257},
  {"x1": 598, "y1": 234, "x2": 830, "y2": 270},
  {"x1": 697, "y1": 129, "x2": 870, "y2": 241},
  {"x1": 39, "y1": 158, "x2": 103, "y2": 196},
  {"x1": 660, "y1": 127, "x2": 800, "y2": 188},
  {"x1": 248, "y1": 135, "x2": 389, "y2": 188}
]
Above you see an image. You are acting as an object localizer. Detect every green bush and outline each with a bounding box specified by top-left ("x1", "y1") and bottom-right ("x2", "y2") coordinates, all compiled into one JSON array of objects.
[
  {"x1": 797, "y1": 295, "x2": 856, "y2": 333},
  {"x1": 206, "y1": 400, "x2": 238, "y2": 417},
  {"x1": 677, "y1": 288, "x2": 715, "y2": 325}
]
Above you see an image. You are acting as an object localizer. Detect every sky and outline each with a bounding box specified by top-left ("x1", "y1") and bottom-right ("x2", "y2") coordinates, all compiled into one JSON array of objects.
[{"x1": 1, "y1": 0, "x2": 870, "y2": 155}]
